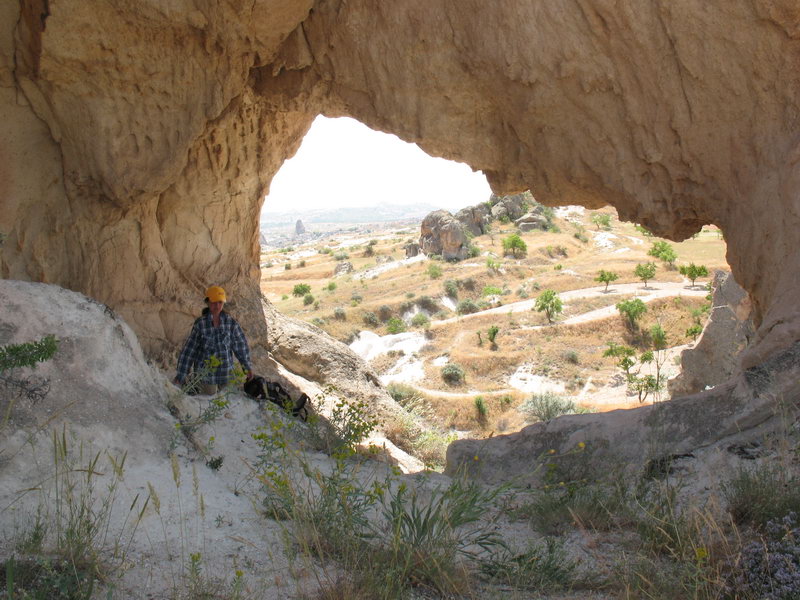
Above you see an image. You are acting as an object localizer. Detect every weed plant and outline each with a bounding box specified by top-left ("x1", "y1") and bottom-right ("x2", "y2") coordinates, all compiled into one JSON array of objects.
[
  {"x1": 722, "y1": 464, "x2": 800, "y2": 528},
  {"x1": 518, "y1": 392, "x2": 581, "y2": 422}
]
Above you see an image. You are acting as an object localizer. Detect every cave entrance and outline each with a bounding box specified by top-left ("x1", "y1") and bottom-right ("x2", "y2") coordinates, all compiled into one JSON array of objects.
[{"x1": 258, "y1": 116, "x2": 731, "y2": 443}]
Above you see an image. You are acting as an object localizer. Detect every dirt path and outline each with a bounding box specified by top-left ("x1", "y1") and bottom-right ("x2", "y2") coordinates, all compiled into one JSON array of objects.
[{"x1": 432, "y1": 280, "x2": 707, "y2": 327}]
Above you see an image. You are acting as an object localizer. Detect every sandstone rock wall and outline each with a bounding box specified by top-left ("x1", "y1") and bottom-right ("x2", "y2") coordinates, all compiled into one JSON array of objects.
[{"x1": 1, "y1": 0, "x2": 799, "y2": 389}]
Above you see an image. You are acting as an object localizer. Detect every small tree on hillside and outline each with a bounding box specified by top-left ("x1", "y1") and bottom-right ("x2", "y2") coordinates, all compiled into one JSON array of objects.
[
  {"x1": 647, "y1": 241, "x2": 677, "y2": 268},
  {"x1": 616, "y1": 298, "x2": 647, "y2": 329},
  {"x1": 292, "y1": 283, "x2": 311, "y2": 297},
  {"x1": 591, "y1": 213, "x2": 612, "y2": 230},
  {"x1": 679, "y1": 263, "x2": 709, "y2": 287},
  {"x1": 534, "y1": 289, "x2": 563, "y2": 324},
  {"x1": 634, "y1": 262, "x2": 657, "y2": 288},
  {"x1": 595, "y1": 270, "x2": 619, "y2": 292},
  {"x1": 502, "y1": 233, "x2": 527, "y2": 258}
]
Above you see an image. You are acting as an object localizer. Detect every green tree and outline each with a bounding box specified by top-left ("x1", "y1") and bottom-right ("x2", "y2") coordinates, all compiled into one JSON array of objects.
[
  {"x1": 679, "y1": 263, "x2": 709, "y2": 287},
  {"x1": 534, "y1": 289, "x2": 563, "y2": 324},
  {"x1": 686, "y1": 324, "x2": 703, "y2": 341},
  {"x1": 616, "y1": 298, "x2": 647, "y2": 328},
  {"x1": 487, "y1": 325, "x2": 499, "y2": 346},
  {"x1": 292, "y1": 283, "x2": 311, "y2": 297},
  {"x1": 634, "y1": 262, "x2": 657, "y2": 287},
  {"x1": 634, "y1": 224, "x2": 653, "y2": 237},
  {"x1": 426, "y1": 263, "x2": 443, "y2": 279},
  {"x1": 591, "y1": 213, "x2": 612, "y2": 230},
  {"x1": 501, "y1": 233, "x2": 527, "y2": 258},
  {"x1": 386, "y1": 317, "x2": 406, "y2": 334},
  {"x1": 303, "y1": 293, "x2": 314, "y2": 306},
  {"x1": 603, "y1": 342, "x2": 637, "y2": 378},
  {"x1": 647, "y1": 241, "x2": 677, "y2": 268},
  {"x1": 595, "y1": 270, "x2": 619, "y2": 292}
]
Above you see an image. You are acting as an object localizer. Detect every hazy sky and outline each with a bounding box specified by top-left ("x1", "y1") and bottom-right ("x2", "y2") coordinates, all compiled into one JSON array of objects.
[{"x1": 262, "y1": 116, "x2": 492, "y2": 214}]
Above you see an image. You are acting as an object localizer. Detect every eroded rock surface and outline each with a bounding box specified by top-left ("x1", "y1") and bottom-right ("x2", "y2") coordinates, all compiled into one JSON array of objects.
[
  {"x1": 419, "y1": 209, "x2": 470, "y2": 260},
  {"x1": 1, "y1": 1, "x2": 799, "y2": 413},
  {"x1": 670, "y1": 270, "x2": 755, "y2": 397}
]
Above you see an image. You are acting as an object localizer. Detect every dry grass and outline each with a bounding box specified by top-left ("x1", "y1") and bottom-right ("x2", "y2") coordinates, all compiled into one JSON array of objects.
[{"x1": 260, "y1": 208, "x2": 725, "y2": 440}]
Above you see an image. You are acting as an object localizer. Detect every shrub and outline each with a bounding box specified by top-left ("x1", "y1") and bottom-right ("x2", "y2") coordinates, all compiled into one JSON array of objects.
[
  {"x1": 487, "y1": 325, "x2": 499, "y2": 345},
  {"x1": 468, "y1": 244, "x2": 481, "y2": 258},
  {"x1": 502, "y1": 233, "x2": 527, "y2": 257},
  {"x1": 486, "y1": 257, "x2": 501, "y2": 272},
  {"x1": 326, "y1": 281, "x2": 337, "y2": 292},
  {"x1": 482, "y1": 285, "x2": 503, "y2": 297},
  {"x1": 416, "y1": 295, "x2": 439, "y2": 312},
  {"x1": 284, "y1": 263, "x2": 291, "y2": 270},
  {"x1": 474, "y1": 396, "x2": 488, "y2": 420},
  {"x1": 377, "y1": 304, "x2": 393, "y2": 322},
  {"x1": 386, "y1": 317, "x2": 406, "y2": 334},
  {"x1": 591, "y1": 212, "x2": 612, "y2": 230},
  {"x1": 362, "y1": 312, "x2": 379, "y2": 327},
  {"x1": 479, "y1": 538, "x2": 576, "y2": 592},
  {"x1": 441, "y1": 363, "x2": 466, "y2": 385},
  {"x1": 386, "y1": 383, "x2": 420, "y2": 407},
  {"x1": 563, "y1": 350, "x2": 579, "y2": 364},
  {"x1": 298, "y1": 259, "x2": 306, "y2": 267},
  {"x1": 617, "y1": 298, "x2": 648, "y2": 328},
  {"x1": 334, "y1": 251, "x2": 349, "y2": 261},
  {"x1": 427, "y1": 263, "x2": 443, "y2": 279},
  {"x1": 281, "y1": 294, "x2": 289, "y2": 300},
  {"x1": 461, "y1": 277, "x2": 476, "y2": 291},
  {"x1": 519, "y1": 392, "x2": 578, "y2": 422},
  {"x1": 686, "y1": 323, "x2": 703, "y2": 341},
  {"x1": 411, "y1": 313, "x2": 430, "y2": 328},
  {"x1": 303, "y1": 293, "x2": 314, "y2": 306},
  {"x1": 456, "y1": 299, "x2": 480, "y2": 315},
  {"x1": 648, "y1": 241, "x2": 677, "y2": 267},
  {"x1": 293, "y1": 283, "x2": 312, "y2": 297},
  {"x1": 722, "y1": 465, "x2": 800, "y2": 527},
  {"x1": 443, "y1": 279, "x2": 459, "y2": 298},
  {"x1": 333, "y1": 307, "x2": 346, "y2": 321},
  {"x1": 351, "y1": 292, "x2": 363, "y2": 304}
]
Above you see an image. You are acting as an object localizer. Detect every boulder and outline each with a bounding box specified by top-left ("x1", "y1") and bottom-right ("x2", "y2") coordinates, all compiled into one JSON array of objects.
[
  {"x1": 419, "y1": 210, "x2": 470, "y2": 261},
  {"x1": 515, "y1": 212, "x2": 549, "y2": 232},
  {"x1": 403, "y1": 241, "x2": 420, "y2": 258},
  {"x1": 669, "y1": 271, "x2": 755, "y2": 397},
  {"x1": 334, "y1": 261, "x2": 354, "y2": 276},
  {"x1": 454, "y1": 203, "x2": 492, "y2": 237},
  {"x1": 489, "y1": 194, "x2": 528, "y2": 222}
]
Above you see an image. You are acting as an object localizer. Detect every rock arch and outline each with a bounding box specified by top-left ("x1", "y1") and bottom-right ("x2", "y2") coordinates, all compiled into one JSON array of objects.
[{"x1": 1, "y1": 0, "x2": 799, "y2": 383}]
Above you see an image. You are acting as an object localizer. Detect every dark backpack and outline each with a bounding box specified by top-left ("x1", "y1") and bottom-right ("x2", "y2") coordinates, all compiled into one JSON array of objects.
[{"x1": 243, "y1": 376, "x2": 309, "y2": 421}]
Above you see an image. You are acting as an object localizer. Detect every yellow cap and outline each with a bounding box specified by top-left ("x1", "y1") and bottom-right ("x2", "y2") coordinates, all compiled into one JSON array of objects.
[{"x1": 205, "y1": 286, "x2": 227, "y2": 303}]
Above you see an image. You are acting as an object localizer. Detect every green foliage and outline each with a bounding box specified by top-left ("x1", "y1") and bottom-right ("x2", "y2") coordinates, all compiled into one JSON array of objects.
[
  {"x1": 474, "y1": 396, "x2": 488, "y2": 420},
  {"x1": 416, "y1": 295, "x2": 439, "y2": 312},
  {"x1": 686, "y1": 323, "x2": 703, "y2": 341},
  {"x1": 634, "y1": 224, "x2": 654, "y2": 237},
  {"x1": 443, "y1": 279, "x2": 458, "y2": 298},
  {"x1": 648, "y1": 241, "x2": 678, "y2": 267},
  {"x1": 0, "y1": 335, "x2": 58, "y2": 373},
  {"x1": 377, "y1": 304, "x2": 393, "y2": 322},
  {"x1": 426, "y1": 263, "x2": 443, "y2": 279},
  {"x1": 563, "y1": 350, "x2": 580, "y2": 364},
  {"x1": 501, "y1": 233, "x2": 527, "y2": 257},
  {"x1": 721, "y1": 465, "x2": 800, "y2": 527},
  {"x1": 486, "y1": 257, "x2": 501, "y2": 272},
  {"x1": 281, "y1": 294, "x2": 289, "y2": 300},
  {"x1": 456, "y1": 298, "x2": 480, "y2": 315},
  {"x1": 333, "y1": 307, "x2": 346, "y2": 321},
  {"x1": 595, "y1": 269, "x2": 619, "y2": 291},
  {"x1": 482, "y1": 285, "x2": 503, "y2": 297},
  {"x1": 333, "y1": 251, "x2": 349, "y2": 261},
  {"x1": 634, "y1": 262, "x2": 657, "y2": 286},
  {"x1": 326, "y1": 281, "x2": 337, "y2": 292},
  {"x1": 284, "y1": 263, "x2": 291, "y2": 270},
  {"x1": 650, "y1": 323, "x2": 667, "y2": 350},
  {"x1": 386, "y1": 317, "x2": 406, "y2": 334},
  {"x1": 303, "y1": 293, "x2": 314, "y2": 306},
  {"x1": 350, "y1": 292, "x2": 363, "y2": 304},
  {"x1": 468, "y1": 244, "x2": 481, "y2": 258},
  {"x1": 319, "y1": 246, "x2": 333, "y2": 254},
  {"x1": 298, "y1": 259, "x2": 306, "y2": 267},
  {"x1": 616, "y1": 298, "x2": 648, "y2": 327},
  {"x1": 679, "y1": 262, "x2": 709, "y2": 286},
  {"x1": 293, "y1": 285, "x2": 313, "y2": 300},
  {"x1": 386, "y1": 383, "x2": 420, "y2": 407},
  {"x1": 362, "y1": 311, "x2": 379, "y2": 327},
  {"x1": 591, "y1": 212, "x2": 612, "y2": 230},
  {"x1": 441, "y1": 363, "x2": 466, "y2": 385},
  {"x1": 603, "y1": 342, "x2": 637, "y2": 376},
  {"x1": 487, "y1": 325, "x2": 500, "y2": 344},
  {"x1": 519, "y1": 392, "x2": 579, "y2": 422},
  {"x1": 534, "y1": 289, "x2": 563, "y2": 323},
  {"x1": 410, "y1": 313, "x2": 430, "y2": 328},
  {"x1": 479, "y1": 538, "x2": 576, "y2": 592}
]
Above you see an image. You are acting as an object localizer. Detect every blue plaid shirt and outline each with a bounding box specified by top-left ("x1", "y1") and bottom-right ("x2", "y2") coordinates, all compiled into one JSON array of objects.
[{"x1": 176, "y1": 312, "x2": 252, "y2": 385}]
